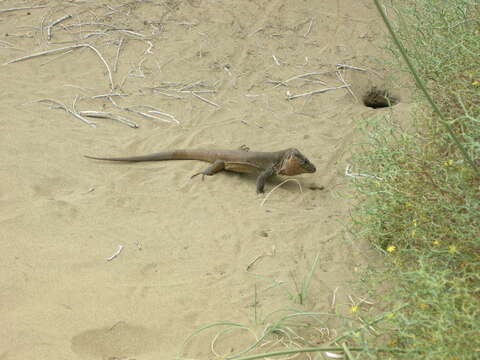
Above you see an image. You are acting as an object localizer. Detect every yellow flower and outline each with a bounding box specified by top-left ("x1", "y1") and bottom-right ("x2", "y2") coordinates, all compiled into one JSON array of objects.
[
  {"x1": 412, "y1": 219, "x2": 417, "y2": 226},
  {"x1": 350, "y1": 305, "x2": 358, "y2": 313},
  {"x1": 405, "y1": 202, "x2": 413, "y2": 207},
  {"x1": 444, "y1": 159, "x2": 454, "y2": 166},
  {"x1": 387, "y1": 245, "x2": 396, "y2": 253},
  {"x1": 411, "y1": 229, "x2": 416, "y2": 237},
  {"x1": 433, "y1": 240, "x2": 440, "y2": 246},
  {"x1": 472, "y1": 80, "x2": 479, "y2": 86},
  {"x1": 448, "y1": 245, "x2": 457, "y2": 254}
]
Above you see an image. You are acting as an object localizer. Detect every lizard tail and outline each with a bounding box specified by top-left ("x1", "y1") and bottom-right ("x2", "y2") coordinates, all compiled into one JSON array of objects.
[{"x1": 84, "y1": 150, "x2": 213, "y2": 162}]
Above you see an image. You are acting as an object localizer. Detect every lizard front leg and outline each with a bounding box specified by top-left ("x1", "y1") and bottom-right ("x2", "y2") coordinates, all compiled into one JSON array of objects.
[
  {"x1": 191, "y1": 159, "x2": 225, "y2": 180},
  {"x1": 255, "y1": 166, "x2": 276, "y2": 194}
]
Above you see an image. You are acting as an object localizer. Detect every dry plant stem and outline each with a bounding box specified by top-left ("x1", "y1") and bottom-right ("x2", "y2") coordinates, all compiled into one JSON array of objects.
[
  {"x1": 0, "y1": 5, "x2": 46, "y2": 14},
  {"x1": 109, "y1": 97, "x2": 179, "y2": 124},
  {"x1": 336, "y1": 64, "x2": 367, "y2": 71},
  {"x1": 331, "y1": 287, "x2": 339, "y2": 309},
  {"x1": 210, "y1": 327, "x2": 258, "y2": 359},
  {"x1": 34, "y1": 98, "x2": 96, "y2": 127},
  {"x1": 5, "y1": 44, "x2": 114, "y2": 91},
  {"x1": 191, "y1": 92, "x2": 220, "y2": 108},
  {"x1": 154, "y1": 90, "x2": 183, "y2": 99},
  {"x1": 47, "y1": 14, "x2": 72, "y2": 40},
  {"x1": 40, "y1": 50, "x2": 74, "y2": 66},
  {"x1": 260, "y1": 179, "x2": 302, "y2": 207},
  {"x1": 273, "y1": 72, "x2": 327, "y2": 88},
  {"x1": 304, "y1": 18, "x2": 314, "y2": 38},
  {"x1": 92, "y1": 93, "x2": 127, "y2": 99},
  {"x1": 272, "y1": 55, "x2": 281, "y2": 65},
  {"x1": 336, "y1": 70, "x2": 359, "y2": 102},
  {"x1": 287, "y1": 85, "x2": 349, "y2": 100},
  {"x1": 345, "y1": 164, "x2": 382, "y2": 180},
  {"x1": 342, "y1": 343, "x2": 354, "y2": 360},
  {"x1": 178, "y1": 80, "x2": 204, "y2": 91},
  {"x1": 113, "y1": 38, "x2": 124, "y2": 72},
  {"x1": 245, "y1": 247, "x2": 275, "y2": 271},
  {"x1": 106, "y1": 245, "x2": 123, "y2": 261},
  {"x1": 79, "y1": 111, "x2": 139, "y2": 128}
]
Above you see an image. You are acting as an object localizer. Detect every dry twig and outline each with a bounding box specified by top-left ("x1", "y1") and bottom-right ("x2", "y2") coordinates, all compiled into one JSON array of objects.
[
  {"x1": 47, "y1": 14, "x2": 72, "y2": 40},
  {"x1": 106, "y1": 245, "x2": 123, "y2": 261},
  {"x1": 32, "y1": 98, "x2": 96, "y2": 127},
  {"x1": 5, "y1": 44, "x2": 114, "y2": 91},
  {"x1": 79, "y1": 111, "x2": 139, "y2": 128},
  {"x1": 286, "y1": 85, "x2": 349, "y2": 100},
  {"x1": 261, "y1": 179, "x2": 303, "y2": 206},
  {"x1": 0, "y1": 5, "x2": 46, "y2": 14}
]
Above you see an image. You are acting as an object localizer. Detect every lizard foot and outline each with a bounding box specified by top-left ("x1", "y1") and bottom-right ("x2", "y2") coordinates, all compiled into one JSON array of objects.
[{"x1": 191, "y1": 172, "x2": 206, "y2": 181}]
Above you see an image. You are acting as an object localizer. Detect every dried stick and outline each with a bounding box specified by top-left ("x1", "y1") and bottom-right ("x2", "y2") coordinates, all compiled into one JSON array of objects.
[
  {"x1": 0, "y1": 5, "x2": 46, "y2": 14},
  {"x1": 272, "y1": 72, "x2": 327, "y2": 88},
  {"x1": 79, "y1": 111, "x2": 139, "y2": 128},
  {"x1": 336, "y1": 63, "x2": 367, "y2": 71},
  {"x1": 4, "y1": 44, "x2": 114, "y2": 91},
  {"x1": 272, "y1": 54, "x2": 281, "y2": 66},
  {"x1": 191, "y1": 92, "x2": 220, "y2": 108},
  {"x1": 260, "y1": 179, "x2": 302, "y2": 207},
  {"x1": 39, "y1": 50, "x2": 74, "y2": 66},
  {"x1": 286, "y1": 85, "x2": 349, "y2": 100},
  {"x1": 177, "y1": 80, "x2": 204, "y2": 92},
  {"x1": 336, "y1": 70, "x2": 359, "y2": 102},
  {"x1": 304, "y1": 18, "x2": 314, "y2": 38},
  {"x1": 106, "y1": 245, "x2": 123, "y2": 261},
  {"x1": 113, "y1": 38, "x2": 124, "y2": 72},
  {"x1": 345, "y1": 164, "x2": 382, "y2": 180},
  {"x1": 33, "y1": 98, "x2": 96, "y2": 127},
  {"x1": 331, "y1": 287, "x2": 339, "y2": 309},
  {"x1": 47, "y1": 14, "x2": 72, "y2": 40},
  {"x1": 109, "y1": 97, "x2": 179, "y2": 124}
]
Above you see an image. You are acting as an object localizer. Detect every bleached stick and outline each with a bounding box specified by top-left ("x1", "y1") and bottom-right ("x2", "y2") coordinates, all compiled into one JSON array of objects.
[
  {"x1": 336, "y1": 64, "x2": 367, "y2": 71},
  {"x1": 79, "y1": 111, "x2": 139, "y2": 128},
  {"x1": 47, "y1": 14, "x2": 72, "y2": 40},
  {"x1": 191, "y1": 92, "x2": 220, "y2": 108},
  {"x1": 33, "y1": 98, "x2": 96, "y2": 127},
  {"x1": 272, "y1": 72, "x2": 327, "y2": 88},
  {"x1": 109, "y1": 97, "x2": 179, "y2": 124},
  {"x1": 106, "y1": 245, "x2": 123, "y2": 261},
  {"x1": 286, "y1": 85, "x2": 349, "y2": 100},
  {"x1": 0, "y1": 5, "x2": 46, "y2": 14},
  {"x1": 260, "y1": 179, "x2": 302, "y2": 207},
  {"x1": 304, "y1": 18, "x2": 314, "y2": 38},
  {"x1": 4, "y1": 44, "x2": 114, "y2": 90},
  {"x1": 336, "y1": 70, "x2": 359, "y2": 102},
  {"x1": 113, "y1": 38, "x2": 124, "y2": 72}
]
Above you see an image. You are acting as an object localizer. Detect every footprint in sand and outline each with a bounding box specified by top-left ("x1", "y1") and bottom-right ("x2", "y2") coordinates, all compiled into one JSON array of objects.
[{"x1": 71, "y1": 322, "x2": 161, "y2": 359}]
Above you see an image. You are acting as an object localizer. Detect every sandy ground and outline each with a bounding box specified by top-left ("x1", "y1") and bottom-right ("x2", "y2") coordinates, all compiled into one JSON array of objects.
[{"x1": 1, "y1": 1, "x2": 410, "y2": 359}]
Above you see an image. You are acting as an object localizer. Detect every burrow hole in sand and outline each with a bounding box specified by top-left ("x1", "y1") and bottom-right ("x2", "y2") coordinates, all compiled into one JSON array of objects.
[{"x1": 362, "y1": 86, "x2": 399, "y2": 109}]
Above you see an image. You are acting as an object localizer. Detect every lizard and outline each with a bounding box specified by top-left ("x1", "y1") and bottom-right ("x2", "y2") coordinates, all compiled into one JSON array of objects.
[{"x1": 85, "y1": 146, "x2": 316, "y2": 193}]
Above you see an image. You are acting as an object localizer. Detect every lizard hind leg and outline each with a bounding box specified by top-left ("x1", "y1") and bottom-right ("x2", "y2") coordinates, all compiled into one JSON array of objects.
[{"x1": 191, "y1": 159, "x2": 226, "y2": 180}]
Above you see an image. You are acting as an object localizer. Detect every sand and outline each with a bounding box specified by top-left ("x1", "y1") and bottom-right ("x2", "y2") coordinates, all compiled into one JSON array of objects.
[{"x1": 0, "y1": 1, "x2": 410, "y2": 359}]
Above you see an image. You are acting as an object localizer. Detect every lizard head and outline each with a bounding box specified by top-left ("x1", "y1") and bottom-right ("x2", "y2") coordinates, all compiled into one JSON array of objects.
[{"x1": 278, "y1": 148, "x2": 316, "y2": 176}]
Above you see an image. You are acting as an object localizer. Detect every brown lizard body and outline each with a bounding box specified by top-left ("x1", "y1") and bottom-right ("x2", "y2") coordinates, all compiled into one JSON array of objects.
[{"x1": 85, "y1": 147, "x2": 316, "y2": 193}]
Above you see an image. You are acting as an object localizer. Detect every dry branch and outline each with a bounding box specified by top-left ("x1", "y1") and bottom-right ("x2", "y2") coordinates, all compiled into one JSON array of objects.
[
  {"x1": 79, "y1": 111, "x2": 138, "y2": 128},
  {"x1": 4, "y1": 44, "x2": 114, "y2": 91},
  {"x1": 286, "y1": 85, "x2": 349, "y2": 100},
  {"x1": 47, "y1": 14, "x2": 72, "y2": 40},
  {"x1": 33, "y1": 98, "x2": 96, "y2": 127},
  {"x1": 0, "y1": 5, "x2": 46, "y2": 14}
]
